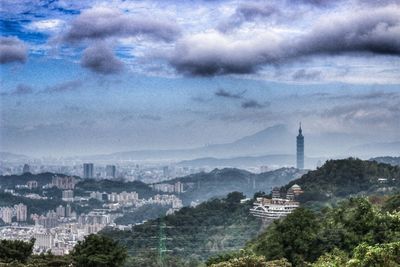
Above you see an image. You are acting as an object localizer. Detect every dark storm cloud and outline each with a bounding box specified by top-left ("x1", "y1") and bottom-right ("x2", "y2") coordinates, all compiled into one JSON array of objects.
[
  {"x1": 169, "y1": 7, "x2": 400, "y2": 76},
  {"x1": 0, "y1": 36, "x2": 27, "y2": 64},
  {"x1": 241, "y1": 100, "x2": 268, "y2": 109},
  {"x1": 292, "y1": 69, "x2": 322, "y2": 80},
  {"x1": 320, "y1": 91, "x2": 400, "y2": 101},
  {"x1": 1, "y1": 84, "x2": 33, "y2": 96},
  {"x1": 218, "y1": 3, "x2": 279, "y2": 32},
  {"x1": 289, "y1": 0, "x2": 332, "y2": 6},
  {"x1": 43, "y1": 80, "x2": 83, "y2": 93},
  {"x1": 215, "y1": 89, "x2": 246, "y2": 99},
  {"x1": 297, "y1": 9, "x2": 400, "y2": 57},
  {"x1": 13, "y1": 84, "x2": 33, "y2": 95},
  {"x1": 63, "y1": 7, "x2": 181, "y2": 43},
  {"x1": 81, "y1": 43, "x2": 124, "y2": 75},
  {"x1": 139, "y1": 114, "x2": 162, "y2": 121}
]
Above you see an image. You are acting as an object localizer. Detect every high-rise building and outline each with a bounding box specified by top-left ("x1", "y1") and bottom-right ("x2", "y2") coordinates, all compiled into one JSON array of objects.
[
  {"x1": 106, "y1": 165, "x2": 116, "y2": 179},
  {"x1": 14, "y1": 203, "x2": 27, "y2": 222},
  {"x1": 1, "y1": 207, "x2": 13, "y2": 224},
  {"x1": 52, "y1": 176, "x2": 76, "y2": 189},
  {"x1": 27, "y1": 180, "x2": 38, "y2": 189},
  {"x1": 23, "y1": 164, "x2": 30, "y2": 174},
  {"x1": 62, "y1": 190, "x2": 74, "y2": 202},
  {"x1": 65, "y1": 204, "x2": 72, "y2": 217},
  {"x1": 56, "y1": 205, "x2": 65, "y2": 218},
  {"x1": 296, "y1": 123, "x2": 304, "y2": 169},
  {"x1": 83, "y1": 163, "x2": 94, "y2": 179}
]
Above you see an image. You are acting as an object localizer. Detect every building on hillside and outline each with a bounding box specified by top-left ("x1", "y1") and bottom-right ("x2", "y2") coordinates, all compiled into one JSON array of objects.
[
  {"x1": 27, "y1": 180, "x2": 38, "y2": 189},
  {"x1": 272, "y1": 187, "x2": 281, "y2": 199},
  {"x1": 56, "y1": 205, "x2": 66, "y2": 218},
  {"x1": 250, "y1": 197, "x2": 299, "y2": 220},
  {"x1": 1, "y1": 207, "x2": 13, "y2": 224},
  {"x1": 296, "y1": 123, "x2": 304, "y2": 169},
  {"x1": 14, "y1": 203, "x2": 27, "y2": 222},
  {"x1": 62, "y1": 190, "x2": 74, "y2": 202},
  {"x1": 290, "y1": 184, "x2": 304, "y2": 196},
  {"x1": 250, "y1": 186, "x2": 303, "y2": 220},
  {"x1": 52, "y1": 176, "x2": 76, "y2": 189}
]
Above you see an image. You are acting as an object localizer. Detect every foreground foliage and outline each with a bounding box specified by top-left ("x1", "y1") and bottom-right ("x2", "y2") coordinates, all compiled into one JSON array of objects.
[
  {"x1": 215, "y1": 196, "x2": 400, "y2": 267},
  {"x1": 70, "y1": 234, "x2": 127, "y2": 267}
]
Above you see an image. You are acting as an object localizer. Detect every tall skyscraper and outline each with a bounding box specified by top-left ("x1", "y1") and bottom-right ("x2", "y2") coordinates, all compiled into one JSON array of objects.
[
  {"x1": 22, "y1": 164, "x2": 30, "y2": 174},
  {"x1": 83, "y1": 163, "x2": 94, "y2": 179},
  {"x1": 296, "y1": 123, "x2": 304, "y2": 169},
  {"x1": 106, "y1": 165, "x2": 116, "y2": 179}
]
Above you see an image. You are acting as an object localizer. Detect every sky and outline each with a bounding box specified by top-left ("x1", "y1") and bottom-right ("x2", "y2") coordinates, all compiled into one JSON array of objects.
[{"x1": 0, "y1": 0, "x2": 399, "y2": 157}]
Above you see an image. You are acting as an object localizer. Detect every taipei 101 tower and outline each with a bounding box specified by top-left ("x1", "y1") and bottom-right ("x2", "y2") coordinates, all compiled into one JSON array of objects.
[{"x1": 296, "y1": 123, "x2": 304, "y2": 169}]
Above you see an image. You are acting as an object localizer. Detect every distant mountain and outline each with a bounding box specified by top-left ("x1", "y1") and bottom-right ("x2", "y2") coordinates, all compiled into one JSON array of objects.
[
  {"x1": 0, "y1": 152, "x2": 30, "y2": 162},
  {"x1": 78, "y1": 124, "x2": 388, "y2": 164},
  {"x1": 348, "y1": 142, "x2": 400, "y2": 157},
  {"x1": 79, "y1": 124, "x2": 293, "y2": 162},
  {"x1": 371, "y1": 156, "x2": 400, "y2": 166},
  {"x1": 178, "y1": 154, "x2": 327, "y2": 169},
  {"x1": 159, "y1": 167, "x2": 305, "y2": 204}
]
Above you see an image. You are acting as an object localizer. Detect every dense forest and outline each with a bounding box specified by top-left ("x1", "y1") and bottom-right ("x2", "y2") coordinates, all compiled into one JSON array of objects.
[{"x1": 285, "y1": 158, "x2": 400, "y2": 204}]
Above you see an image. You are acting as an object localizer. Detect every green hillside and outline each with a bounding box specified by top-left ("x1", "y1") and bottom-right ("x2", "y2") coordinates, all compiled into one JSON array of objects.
[
  {"x1": 285, "y1": 158, "x2": 400, "y2": 203},
  {"x1": 102, "y1": 192, "x2": 263, "y2": 263}
]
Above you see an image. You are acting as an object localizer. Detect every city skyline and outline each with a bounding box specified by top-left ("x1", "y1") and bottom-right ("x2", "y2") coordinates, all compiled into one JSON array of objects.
[{"x1": 1, "y1": 0, "x2": 399, "y2": 157}]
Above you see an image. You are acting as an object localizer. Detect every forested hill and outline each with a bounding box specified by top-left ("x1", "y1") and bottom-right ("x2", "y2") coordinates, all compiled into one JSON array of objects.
[
  {"x1": 285, "y1": 158, "x2": 400, "y2": 202},
  {"x1": 159, "y1": 167, "x2": 304, "y2": 203},
  {"x1": 102, "y1": 192, "x2": 262, "y2": 263}
]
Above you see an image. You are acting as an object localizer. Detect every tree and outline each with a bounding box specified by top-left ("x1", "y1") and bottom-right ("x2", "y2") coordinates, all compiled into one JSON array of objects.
[
  {"x1": 0, "y1": 238, "x2": 35, "y2": 263},
  {"x1": 348, "y1": 242, "x2": 400, "y2": 267},
  {"x1": 70, "y1": 234, "x2": 127, "y2": 267},
  {"x1": 226, "y1": 192, "x2": 245, "y2": 204},
  {"x1": 253, "y1": 208, "x2": 321, "y2": 266}
]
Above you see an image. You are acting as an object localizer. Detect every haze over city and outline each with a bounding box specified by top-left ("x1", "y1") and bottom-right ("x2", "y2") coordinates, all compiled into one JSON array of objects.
[{"x1": 1, "y1": 0, "x2": 399, "y2": 159}]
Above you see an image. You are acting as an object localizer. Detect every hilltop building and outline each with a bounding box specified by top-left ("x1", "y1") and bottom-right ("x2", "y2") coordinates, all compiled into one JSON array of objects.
[
  {"x1": 250, "y1": 185, "x2": 304, "y2": 220},
  {"x1": 296, "y1": 123, "x2": 304, "y2": 169}
]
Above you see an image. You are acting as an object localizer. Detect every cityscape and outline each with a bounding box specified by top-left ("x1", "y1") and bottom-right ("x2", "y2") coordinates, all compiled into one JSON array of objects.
[{"x1": 1, "y1": 0, "x2": 399, "y2": 266}]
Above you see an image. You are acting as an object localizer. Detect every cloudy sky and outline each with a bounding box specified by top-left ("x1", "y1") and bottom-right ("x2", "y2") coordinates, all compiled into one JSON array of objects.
[{"x1": 0, "y1": 0, "x2": 399, "y2": 157}]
